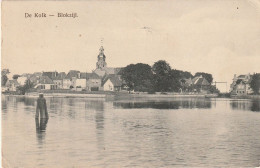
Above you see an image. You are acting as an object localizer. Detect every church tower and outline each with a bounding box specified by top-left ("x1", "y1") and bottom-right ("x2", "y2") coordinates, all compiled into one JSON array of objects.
[{"x1": 96, "y1": 46, "x2": 107, "y2": 70}]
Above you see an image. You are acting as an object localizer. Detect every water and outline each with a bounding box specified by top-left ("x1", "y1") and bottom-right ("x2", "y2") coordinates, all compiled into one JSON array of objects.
[{"x1": 2, "y1": 95, "x2": 260, "y2": 167}]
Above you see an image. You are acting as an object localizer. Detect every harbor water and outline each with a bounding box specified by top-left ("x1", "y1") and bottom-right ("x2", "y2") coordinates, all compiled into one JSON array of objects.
[{"x1": 2, "y1": 95, "x2": 260, "y2": 167}]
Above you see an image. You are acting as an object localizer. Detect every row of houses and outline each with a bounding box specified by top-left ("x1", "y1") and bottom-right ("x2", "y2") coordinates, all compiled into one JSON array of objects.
[
  {"x1": 3, "y1": 46, "x2": 126, "y2": 92},
  {"x1": 33, "y1": 71, "x2": 123, "y2": 91},
  {"x1": 3, "y1": 71, "x2": 124, "y2": 92}
]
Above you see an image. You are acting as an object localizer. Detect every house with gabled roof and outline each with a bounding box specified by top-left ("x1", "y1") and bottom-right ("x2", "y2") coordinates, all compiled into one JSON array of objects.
[
  {"x1": 102, "y1": 74, "x2": 122, "y2": 91},
  {"x1": 85, "y1": 73, "x2": 102, "y2": 91},
  {"x1": 42, "y1": 71, "x2": 58, "y2": 80},
  {"x1": 73, "y1": 72, "x2": 87, "y2": 90},
  {"x1": 191, "y1": 75, "x2": 210, "y2": 93},
  {"x1": 53, "y1": 72, "x2": 66, "y2": 89},
  {"x1": 63, "y1": 70, "x2": 80, "y2": 89},
  {"x1": 230, "y1": 74, "x2": 253, "y2": 95},
  {"x1": 34, "y1": 76, "x2": 57, "y2": 90}
]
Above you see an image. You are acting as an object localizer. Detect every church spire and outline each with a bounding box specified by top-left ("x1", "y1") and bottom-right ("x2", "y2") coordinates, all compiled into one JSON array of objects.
[
  {"x1": 96, "y1": 46, "x2": 107, "y2": 69},
  {"x1": 99, "y1": 46, "x2": 104, "y2": 55}
]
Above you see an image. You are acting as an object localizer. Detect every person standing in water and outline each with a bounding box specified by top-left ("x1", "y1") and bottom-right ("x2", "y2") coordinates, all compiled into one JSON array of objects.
[{"x1": 36, "y1": 93, "x2": 49, "y2": 119}]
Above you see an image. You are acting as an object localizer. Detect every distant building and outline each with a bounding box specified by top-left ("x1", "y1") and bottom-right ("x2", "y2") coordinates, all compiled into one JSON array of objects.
[
  {"x1": 42, "y1": 71, "x2": 58, "y2": 80},
  {"x1": 35, "y1": 76, "x2": 57, "y2": 90},
  {"x1": 102, "y1": 74, "x2": 122, "y2": 91},
  {"x1": 53, "y1": 72, "x2": 66, "y2": 89},
  {"x1": 192, "y1": 75, "x2": 210, "y2": 93},
  {"x1": 75, "y1": 72, "x2": 87, "y2": 90},
  {"x1": 93, "y1": 46, "x2": 122, "y2": 77},
  {"x1": 5, "y1": 80, "x2": 20, "y2": 91},
  {"x1": 85, "y1": 73, "x2": 102, "y2": 91},
  {"x1": 230, "y1": 74, "x2": 253, "y2": 95},
  {"x1": 63, "y1": 70, "x2": 80, "y2": 89},
  {"x1": 179, "y1": 78, "x2": 193, "y2": 92}
]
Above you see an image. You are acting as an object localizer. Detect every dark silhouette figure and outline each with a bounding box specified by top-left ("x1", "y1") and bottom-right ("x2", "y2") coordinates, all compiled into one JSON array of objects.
[{"x1": 35, "y1": 93, "x2": 49, "y2": 119}]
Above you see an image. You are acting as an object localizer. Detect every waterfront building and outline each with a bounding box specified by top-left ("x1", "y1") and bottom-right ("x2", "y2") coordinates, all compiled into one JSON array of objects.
[
  {"x1": 230, "y1": 74, "x2": 253, "y2": 95},
  {"x1": 74, "y1": 72, "x2": 88, "y2": 90},
  {"x1": 192, "y1": 75, "x2": 210, "y2": 93},
  {"x1": 52, "y1": 72, "x2": 66, "y2": 89},
  {"x1": 35, "y1": 76, "x2": 57, "y2": 90},
  {"x1": 102, "y1": 74, "x2": 122, "y2": 91},
  {"x1": 63, "y1": 70, "x2": 80, "y2": 89},
  {"x1": 42, "y1": 71, "x2": 58, "y2": 80},
  {"x1": 85, "y1": 73, "x2": 102, "y2": 91}
]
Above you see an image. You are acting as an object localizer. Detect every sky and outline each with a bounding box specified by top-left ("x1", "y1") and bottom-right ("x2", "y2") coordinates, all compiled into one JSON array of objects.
[{"x1": 2, "y1": 0, "x2": 260, "y2": 92}]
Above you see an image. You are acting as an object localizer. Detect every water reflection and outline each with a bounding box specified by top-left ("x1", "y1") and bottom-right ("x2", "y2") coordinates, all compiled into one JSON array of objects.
[
  {"x1": 251, "y1": 101, "x2": 260, "y2": 112},
  {"x1": 35, "y1": 118, "x2": 48, "y2": 145},
  {"x1": 113, "y1": 99, "x2": 212, "y2": 109},
  {"x1": 2, "y1": 96, "x2": 260, "y2": 167},
  {"x1": 230, "y1": 100, "x2": 260, "y2": 112},
  {"x1": 94, "y1": 102, "x2": 105, "y2": 156}
]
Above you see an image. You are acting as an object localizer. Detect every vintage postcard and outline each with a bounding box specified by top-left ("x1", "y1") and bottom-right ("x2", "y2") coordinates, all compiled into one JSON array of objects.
[{"x1": 1, "y1": 0, "x2": 260, "y2": 167}]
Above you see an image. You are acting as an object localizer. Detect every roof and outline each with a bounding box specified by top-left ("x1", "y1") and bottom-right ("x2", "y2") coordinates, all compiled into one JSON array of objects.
[
  {"x1": 94, "y1": 69, "x2": 106, "y2": 77},
  {"x1": 6, "y1": 80, "x2": 19, "y2": 87},
  {"x1": 86, "y1": 73, "x2": 101, "y2": 79},
  {"x1": 78, "y1": 72, "x2": 101, "y2": 79},
  {"x1": 39, "y1": 76, "x2": 54, "y2": 84},
  {"x1": 42, "y1": 71, "x2": 58, "y2": 80},
  {"x1": 29, "y1": 75, "x2": 39, "y2": 83},
  {"x1": 53, "y1": 72, "x2": 66, "y2": 80},
  {"x1": 105, "y1": 67, "x2": 115, "y2": 74},
  {"x1": 65, "y1": 70, "x2": 80, "y2": 79},
  {"x1": 192, "y1": 76, "x2": 210, "y2": 86},
  {"x1": 238, "y1": 75, "x2": 246, "y2": 78},
  {"x1": 192, "y1": 76, "x2": 200, "y2": 84},
  {"x1": 102, "y1": 74, "x2": 122, "y2": 87}
]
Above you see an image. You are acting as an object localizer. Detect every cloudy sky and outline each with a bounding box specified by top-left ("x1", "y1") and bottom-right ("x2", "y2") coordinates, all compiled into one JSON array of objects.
[{"x1": 2, "y1": 0, "x2": 260, "y2": 92}]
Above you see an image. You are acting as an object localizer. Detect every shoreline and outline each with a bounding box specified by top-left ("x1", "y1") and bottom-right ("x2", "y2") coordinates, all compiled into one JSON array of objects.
[
  {"x1": 231, "y1": 95, "x2": 260, "y2": 100},
  {"x1": 2, "y1": 92, "x2": 260, "y2": 99},
  {"x1": 3, "y1": 92, "x2": 215, "y2": 98}
]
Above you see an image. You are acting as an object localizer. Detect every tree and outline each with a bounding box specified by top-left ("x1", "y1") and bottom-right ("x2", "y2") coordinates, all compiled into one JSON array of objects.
[
  {"x1": 120, "y1": 63, "x2": 154, "y2": 92},
  {"x1": 1, "y1": 69, "x2": 10, "y2": 86},
  {"x1": 170, "y1": 69, "x2": 182, "y2": 92},
  {"x1": 152, "y1": 60, "x2": 174, "y2": 92},
  {"x1": 250, "y1": 73, "x2": 260, "y2": 95},
  {"x1": 12, "y1": 74, "x2": 21, "y2": 80},
  {"x1": 152, "y1": 60, "x2": 171, "y2": 76},
  {"x1": 179, "y1": 71, "x2": 193, "y2": 79},
  {"x1": 194, "y1": 72, "x2": 213, "y2": 84},
  {"x1": 17, "y1": 79, "x2": 34, "y2": 95},
  {"x1": 208, "y1": 85, "x2": 220, "y2": 94}
]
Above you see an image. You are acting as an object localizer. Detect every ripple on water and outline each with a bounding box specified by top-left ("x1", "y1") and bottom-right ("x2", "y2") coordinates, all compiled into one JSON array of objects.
[{"x1": 2, "y1": 96, "x2": 260, "y2": 167}]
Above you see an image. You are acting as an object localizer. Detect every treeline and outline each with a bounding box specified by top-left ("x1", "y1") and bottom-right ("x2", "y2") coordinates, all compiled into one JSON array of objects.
[
  {"x1": 250, "y1": 73, "x2": 260, "y2": 94},
  {"x1": 120, "y1": 60, "x2": 215, "y2": 93}
]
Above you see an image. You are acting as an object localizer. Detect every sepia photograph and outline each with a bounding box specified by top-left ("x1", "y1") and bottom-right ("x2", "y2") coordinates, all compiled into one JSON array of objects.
[{"x1": 1, "y1": 0, "x2": 260, "y2": 167}]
